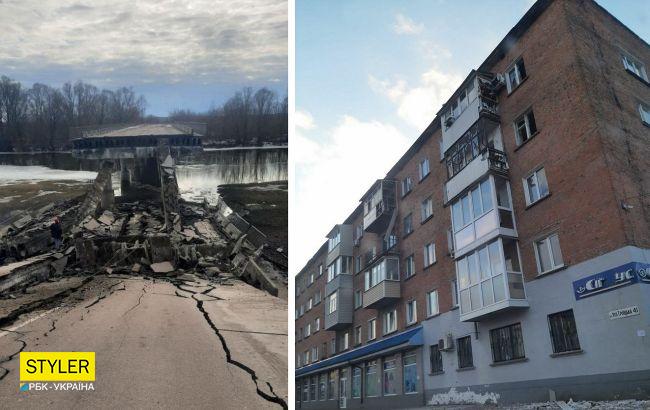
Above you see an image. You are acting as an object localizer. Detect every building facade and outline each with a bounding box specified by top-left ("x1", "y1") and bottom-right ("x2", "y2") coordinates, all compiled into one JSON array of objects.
[{"x1": 295, "y1": 0, "x2": 650, "y2": 407}]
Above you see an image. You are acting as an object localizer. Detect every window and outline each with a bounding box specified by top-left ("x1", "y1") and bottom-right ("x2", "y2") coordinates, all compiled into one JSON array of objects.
[
  {"x1": 524, "y1": 167, "x2": 549, "y2": 205},
  {"x1": 426, "y1": 290, "x2": 439, "y2": 317},
  {"x1": 430, "y1": 344, "x2": 443, "y2": 373},
  {"x1": 327, "y1": 292, "x2": 338, "y2": 314},
  {"x1": 314, "y1": 290, "x2": 321, "y2": 305},
  {"x1": 404, "y1": 254, "x2": 415, "y2": 279},
  {"x1": 451, "y1": 179, "x2": 498, "y2": 250},
  {"x1": 490, "y1": 323, "x2": 526, "y2": 363},
  {"x1": 328, "y1": 230, "x2": 341, "y2": 251},
  {"x1": 302, "y1": 378, "x2": 309, "y2": 401},
  {"x1": 418, "y1": 158, "x2": 430, "y2": 181},
  {"x1": 403, "y1": 213, "x2": 413, "y2": 236},
  {"x1": 368, "y1": 318, "x2": 376, "y2": 341},
  {"x1": 406, "y1": 300, "x2": 417, "y2": 325},
  {"x1": 548, "y1": 309, "x2": 581, "y2": 354},
  {"x1": 319, "y1": 374, "x2": 326, "y2": 400},
  {"x1": 307, "y1": 297, "x2": 313, "y2": 311},
  {"x1": 514, "y1": 110, "x2": 537, "y2": 145},
  {"x1": 383, "y1": 359, "x2": 397, "y2": 396},
  {"x1": 383, "y1": 309, "x2": 397, "y2": 334},
  {"x1": 327, "y1": 256, "x2": 352, "y2": 282},
  {"x1": 298, "y1": 328, "x2": 302, "y2": 341},
  {"x1": 402, "y1": 176, "x2": 413, "y2": 196},
  {"x1": 354, "y1": 290, "x2": 362, "y2": 309},
  {"x1": 354, "y1": 325, "x2": 362, "y2": 345},
  {"x1": 403, "y1": 353, "x2": 418, "y2": 394},
  {"x1": 451, "y1": 280, "x2": 459, "y2": 308},
  {"x1": 506, "y1": 58, "x2": 527, "y2": 92},
  {"x1": 315, "y1": 317, "x2": 320, "y2": 332},
  {"x1": 341, "y1": 332, "x2": 349, "y2": 350},
  {"x1": 305, "y1": 323, "x2": 311, "y2": 338},
  {"x1": 304, "y1": 350, "x2": 310, "y2": 365},
  {"x1": 309, "y1": 272, "x2": 314, "y2": 285},
  {"x1": 330, "y1": 338, "x2": 336, "y2": 355},
  {"x1": 328, "y1": 371, "x2": 336, "y2": 399},
  {"x1": 355, "y1": 256, "x2": 362, "y2": 273},
  {"x1": 421, "y1": 197, "x2": 433, "y2": 222},
  {"x1": 534, "y1": 233, "x2": 564, "y2": 274},
  {"x1": 457, "y1": 336, "x2": 474, "y2": 369},
  {"x1": 622, "y1": 53, "x2": 648, "y2": 81},
  {"x1": 299, "y1": 304, "x2": 304, "y2": 316},
  {"x1": 310, "y1": 376, "x2": 317, "y2": 401},
  {"x1": 424, "y1": 242, "x2": 436, "y2": 267},
  {"x1": 352, "y1": 367, "x2": 361, "y2": 398},
  {"x1": 364, "y1": 257, "x2": 399, "y2": 290},
  {"x1": 365, "y1": 361, "x2": 378, "y2": 397},
  {"x1": 319, "y1": 264, "x2": 323, "y2": 276},
  {"x1": 640, "y1": 103, "x2": 650, "y2": 125},
  {"x1": 295, "y1": 309, "x2": 299, "y2": 319},
  {"x1": 311, "y1": 347, "x2": 318, "y2": 363},
  {"x1": 457, "y1": 238, "x2": 525, "y2": 316}
]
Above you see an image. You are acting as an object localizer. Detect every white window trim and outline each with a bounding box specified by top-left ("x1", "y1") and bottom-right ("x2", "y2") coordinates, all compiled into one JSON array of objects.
[
  {"x1": 421, "y1": 197, "x2": 433, "y2": 221},
  {"x1": 513, "y1": 110, "x2": 536, "y2": 145},
  {"x1": 622, "y1": 52, "x2": 648, "y2": 82},
  {"x1": 368, "y1": 318, "x2": 377, "y2": 341},
  {"x1": 533, "y1": 233, "x2": 564, "y2": 275},
  {"x1": 639, "y1": 102, "x2": 650, "y2": 125},
  {"x1": 383, "y1": 309, "x2": 397, "y2": 335},
  {"x1": 404, "y1": 254, "x2": 415, "y2": 278},
  {"x1": 418, "y1": 158, "x2": 430, "y2": 181},
  {"x1": 424, "y1": 242, "x2": 436, "y2": 267},
  {"x1": 426, "y1": 290, "x2": 439, "y2": 317},
  {"x1": 522, "y1": 167, "x2": 549, "y2": 206},
  {"x1": 506, "y1": 58, "x2": 526, "y2": 93},
  {"x1": 406, "y1": 300, "x2": 417, "y2": 325}
]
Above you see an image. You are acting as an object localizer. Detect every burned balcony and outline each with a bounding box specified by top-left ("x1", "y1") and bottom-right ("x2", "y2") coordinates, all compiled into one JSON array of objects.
[
  {"x1": 361, "y1": 179, "x2": 396, "y2": 234},
  {"x1": 363, "y1": 256, "x2": 400, "y2": 309},
  {"x1": 439, "y1": 72, "x2": 502, "y2": 155}
]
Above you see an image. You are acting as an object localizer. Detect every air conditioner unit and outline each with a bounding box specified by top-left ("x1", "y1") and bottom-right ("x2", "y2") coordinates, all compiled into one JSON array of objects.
[{"x1": 439, "y1": 333, "x2": 454, "y2": 351}]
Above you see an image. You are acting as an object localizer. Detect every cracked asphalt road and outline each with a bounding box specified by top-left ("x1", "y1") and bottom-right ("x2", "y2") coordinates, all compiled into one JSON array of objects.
[{"x1": 0, "y1": 274, "x2": 288, "y2": 409}]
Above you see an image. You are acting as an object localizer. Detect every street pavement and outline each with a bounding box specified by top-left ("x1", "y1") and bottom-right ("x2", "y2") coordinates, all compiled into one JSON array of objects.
[{"x1": 0, "y1": 274, "x2": 288, "y2": 409}]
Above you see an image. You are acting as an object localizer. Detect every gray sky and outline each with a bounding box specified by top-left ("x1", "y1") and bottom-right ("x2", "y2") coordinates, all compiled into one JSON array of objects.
[{"x1": 0, "y1": 0, "x2": 287, "y2": 115}]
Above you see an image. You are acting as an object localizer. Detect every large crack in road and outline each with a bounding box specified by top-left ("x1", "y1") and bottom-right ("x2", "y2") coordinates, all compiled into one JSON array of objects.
[{"x1": 170, "y1": 279, "x2": 288, "y2": 409}]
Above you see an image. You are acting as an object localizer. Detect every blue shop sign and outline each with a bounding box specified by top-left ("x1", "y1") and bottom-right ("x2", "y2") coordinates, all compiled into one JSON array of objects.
[{"x1": 573, "y1": 262, "x2": 650, "y2": 300}]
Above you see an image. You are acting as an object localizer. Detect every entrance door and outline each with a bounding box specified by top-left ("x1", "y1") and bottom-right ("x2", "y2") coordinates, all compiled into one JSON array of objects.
[{"x1": 339, "y1": 375, "x2": 348, "y2": 408}]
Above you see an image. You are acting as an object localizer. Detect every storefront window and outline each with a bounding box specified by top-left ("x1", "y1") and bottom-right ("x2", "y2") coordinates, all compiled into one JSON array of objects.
[
  {"x1": 383, "y1": 359, "x2": 397, "y2": 396},
  {"x1": 319, "y1": 374, "x2": 326, "y2": 400},
  {"x1": 365, "y1": 361, "x2": 378, "y2": 397},
  {"x1": 403, "y1": 353, "x2": 418, "y2": 394},
  {"x1": 352, "y1": 367, "x2": 361, "y2": 398}
]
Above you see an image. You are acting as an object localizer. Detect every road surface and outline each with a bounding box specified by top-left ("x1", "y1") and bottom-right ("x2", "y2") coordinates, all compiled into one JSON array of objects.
[{"x1": 0, "y1": 274, "x2": 288, "y2": 409}]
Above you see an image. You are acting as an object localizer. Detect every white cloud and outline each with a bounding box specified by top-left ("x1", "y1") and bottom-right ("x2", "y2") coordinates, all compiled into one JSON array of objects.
[
  {"x1": 295, "y1": 109, "x2": 315, "y2": 130},
  {"x1": 369, "y1": 67, "x2": 463, "y2": 130},
  {"x1": 292, "y1": 114, "x2": 411, "y2": 270},
  {"x1": 393, "y1": 13, "x2": 424, "y2": 35},
  {"x1": 0, "y1": 0, "x2": 287, "y2": 85}
]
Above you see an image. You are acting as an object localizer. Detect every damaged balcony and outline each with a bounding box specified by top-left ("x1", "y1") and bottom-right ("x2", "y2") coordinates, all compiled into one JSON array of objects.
[
  {"x1": 439, "y1": 71, "x2": 503, "y2": 155},
  {"x1": 361, "y1": 179, "x2": 396, "y2": 234},
  {"x1": 363, "y1": 255, "x2": 400, "y2": 309}
]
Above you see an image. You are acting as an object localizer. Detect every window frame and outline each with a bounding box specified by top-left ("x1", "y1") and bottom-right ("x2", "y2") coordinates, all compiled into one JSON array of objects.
[
  {"x1": 523, "y1": 167, "x2": 550, "y2": 206},
  {"x1": 456, "y1": 335, "x2": 474, "y2": 369},
  {"x1": 383, "y1": 309, "x2": 397, "y2": 335},
  {"x1": 639, "y1": 102, "x2": 650, "y2": 125},
  {"x1": 354, "y1": 289, "x2": 363, "y2": 309},
  {"x1": 404, "y1": 254, "x2": 415, "y2": 279},
  {"x1": 548, "y1": 309, "x2": 582, "y2": 355},
  {"x1": 403, "y1": 213, "x2": 413, "y2": 236},
  {"x1": 506, "y1": 57, "x2": 527, "y2": 93},
  {"x1": 418, "y1": 158, "x2": 430, "y2": 181},
  {"x1": 403, "y1": 353, "x2": 418, "y2": 394},
  {"x1": 368, "y1": 318, "x2": 377, "y2": 341},
  {"x1": 426, "y1": 289, "x2": 439, "y2": 317},
  {"x1": 327, "y1": 291, "x2": 338, "y2": 314},
  {"x1": 489, "y1": 322, "x2": 526, "y2": 363},
  {"x1": 513, "y1": 109, "x2": 537, "y2": 146},
  {"x1": 382, "y1": 359, "x2": 398, "y2": 396},
  {"x1": 430, "y1": 344, "x2": 443, "y2": 373},
  {"x1": 401, "y1": 176, "x2": 413, "y2": 196},
  {"x1": 405, "y1": 300, "x2": 417, "y2": 325},
  {"x1": 423, "y1": 242, "x2": 436, "y2": 267},
  {"x1": 354, "y1": 325, "x2": 362, "y2": 345},
  {"x1": 622, "y1": 52, "x2": 649, "y2": 82},
  {"x1": 533, "y1": 233, "x2": 564, "y2": 275}
]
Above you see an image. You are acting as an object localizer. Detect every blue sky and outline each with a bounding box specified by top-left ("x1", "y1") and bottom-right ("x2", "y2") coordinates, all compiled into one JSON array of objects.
[
  {"x1": 0, "y1": 0, "x2": 287, "y2": 116},
  {"x1": 293, "y1": 0, "x2": 650, "y2": 270}
]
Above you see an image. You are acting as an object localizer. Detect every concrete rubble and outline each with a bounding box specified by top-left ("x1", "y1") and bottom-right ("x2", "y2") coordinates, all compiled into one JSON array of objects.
[{"x1": 0, "y1": 154, "x2": 287, "y2": 299}]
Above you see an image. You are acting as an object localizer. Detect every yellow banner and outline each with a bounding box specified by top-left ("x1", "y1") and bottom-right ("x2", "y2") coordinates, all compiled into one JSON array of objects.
[{"x1": 20, "y1": 352, "x2": 95, "y2": 381}]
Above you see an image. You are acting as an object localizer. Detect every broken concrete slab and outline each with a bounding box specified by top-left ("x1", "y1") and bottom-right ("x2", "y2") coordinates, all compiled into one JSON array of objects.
[
  {"x1": 12, "y1": 215, "x2": 33, "y2": 230},
  {"x1": 98, "y1": 210, "x2": 115, "y2": 226},
  {"x1": 150, "y1": 261, "x2": 174, "y2": 273},
  {"x1": 83, "y1": 218, "x2": 101, "y2": 231}
]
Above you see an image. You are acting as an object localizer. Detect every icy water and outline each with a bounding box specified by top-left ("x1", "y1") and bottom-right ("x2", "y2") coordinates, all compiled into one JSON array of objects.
[{"x1": 0, "y1": 147, "x2": 288, "y2": 204}]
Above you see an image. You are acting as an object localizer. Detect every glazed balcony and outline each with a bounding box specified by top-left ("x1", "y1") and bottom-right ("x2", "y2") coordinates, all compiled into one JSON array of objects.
[
  {"x1": 362, "y1": 256, "x2": 400, "y2": 309},
  {"x1": 361, "y1": 179, "x2": 396, "y2": 234}
]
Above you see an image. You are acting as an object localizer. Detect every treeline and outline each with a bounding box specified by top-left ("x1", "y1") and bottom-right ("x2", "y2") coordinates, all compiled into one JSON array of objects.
[
  {"x1": 168, "y1": 87, "x2": 288, "y2": 146},
  {"x1": 0, "y1": 75, "x2": 288, "y2": 151},
  {"x1": 0, "y1": 76, "x2": 146, "y2": 151}
]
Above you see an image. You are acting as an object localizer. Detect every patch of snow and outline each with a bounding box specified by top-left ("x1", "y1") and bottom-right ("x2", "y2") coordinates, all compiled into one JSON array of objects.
[
  {"x1": 429, "y1": 388, "x2": 500, "y2": 406},
  {"x1": 0, "y1": 195, "x2": 21, "y2": 203}
]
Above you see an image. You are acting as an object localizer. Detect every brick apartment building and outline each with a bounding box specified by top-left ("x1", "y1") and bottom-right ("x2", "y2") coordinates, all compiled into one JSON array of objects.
[{"x1": 294, "y1": 0, "x2": 650, "y2": 408}]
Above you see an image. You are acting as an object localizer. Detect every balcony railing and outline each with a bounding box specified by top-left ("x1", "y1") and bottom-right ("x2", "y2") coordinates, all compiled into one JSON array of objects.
[{"x1": 487, "y1": 148, "x2": 508, "y2": 173}]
